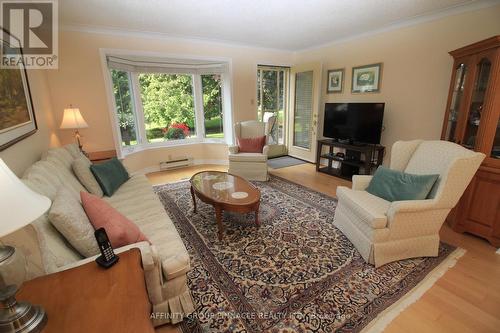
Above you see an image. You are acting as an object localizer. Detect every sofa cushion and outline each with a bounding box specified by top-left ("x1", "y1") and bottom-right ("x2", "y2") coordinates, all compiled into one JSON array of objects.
[
  {"x1": 64, "y1": 144, "x2": 83, "y2": 159},
  {"x1": 336, "y1": 186, "x2": 390, "y2": 229},
  {"x1": 81, "y1": 191, "x2": 149, "y2": 248},
  {"x1": 72, "y1": 157, "x2": 104, "y2": 197},
  {"x1": 104, "y1": 175, "x2": 191, "y2": 279},
  {"x1": 228, "y1": 152, "x2": 267, "y2": 162},
  {"x1": 366, "y1": 166, "x2": 439, "y2": 202},
  {"x1": 49, "y1": 187, "x2": 100, "y2": 257},
  {"x1": 90, "y1": 158, "x2": 129, "y2": 196}
]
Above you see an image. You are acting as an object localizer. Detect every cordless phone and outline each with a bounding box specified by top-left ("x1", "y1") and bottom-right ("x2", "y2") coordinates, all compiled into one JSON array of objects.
[{"x1": 94, "y1": 228, "x2": 119, "y2": 268}]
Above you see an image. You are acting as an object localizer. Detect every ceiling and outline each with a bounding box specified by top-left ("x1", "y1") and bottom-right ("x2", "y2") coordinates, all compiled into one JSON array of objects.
[{"x1": 59, "y1": 0, "x2": 497, "y2": 51}]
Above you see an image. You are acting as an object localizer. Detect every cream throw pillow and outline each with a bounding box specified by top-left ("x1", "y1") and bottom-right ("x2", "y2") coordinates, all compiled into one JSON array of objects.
[
  {"x1": 72, "y1": 156, "x2": 104, "y2": 197},
  {"x1": 48, "y1": 187, "x2": 100, "y2": 257}
]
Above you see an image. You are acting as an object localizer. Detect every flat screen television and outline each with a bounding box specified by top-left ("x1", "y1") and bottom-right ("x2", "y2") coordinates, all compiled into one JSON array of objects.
[{"x1": 323, "y1": 103, "x2": 384, "y2": 144}]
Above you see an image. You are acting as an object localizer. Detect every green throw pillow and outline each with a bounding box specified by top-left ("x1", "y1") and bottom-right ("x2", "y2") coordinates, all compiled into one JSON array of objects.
[
  {"x1": 366, "y1": 166, "x2": 439, "y2": 202},
  {"x1": 90, "y1": 158, "x2": 129, "y2": 196}
]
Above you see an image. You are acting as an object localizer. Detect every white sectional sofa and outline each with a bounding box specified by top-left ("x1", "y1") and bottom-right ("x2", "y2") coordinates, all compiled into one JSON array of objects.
[{"x1": 0, "y1": 144, "x2": 194, "y2": 326}]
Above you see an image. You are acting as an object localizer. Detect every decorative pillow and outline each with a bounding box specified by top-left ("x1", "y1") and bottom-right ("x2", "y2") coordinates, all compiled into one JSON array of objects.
[
  {"x1": 237, "y1": 136, "x2": 266, "y2": 153},
  {"x1": 90, "y1": 158, "x2": 129, "y2": 196},
  {"x1": 366, "y1": 166, "x2": 439, "y2": 202},
  {"x1": 80, "y1": 191, "x2": 149, "y2": 248},
  {"x1": 48, "y1": 187, "x2": 100, "y2": 257},
  {"x1": 72, "y1": 157, "x2": 104, "y2": 197}
]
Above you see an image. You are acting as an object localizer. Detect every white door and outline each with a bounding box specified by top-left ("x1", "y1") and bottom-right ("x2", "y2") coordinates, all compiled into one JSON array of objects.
[{"x1": 288, "y1": 62, "x2": 322, "y2": 162}]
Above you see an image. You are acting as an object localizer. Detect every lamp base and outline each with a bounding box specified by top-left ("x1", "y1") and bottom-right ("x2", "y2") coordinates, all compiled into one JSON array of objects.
[
  {"x1": 0, "y1": 246, "x2": 47, "y2": 333},
  {"x1": 0, "y1": 288, "x2": 47, "y2": 333}
]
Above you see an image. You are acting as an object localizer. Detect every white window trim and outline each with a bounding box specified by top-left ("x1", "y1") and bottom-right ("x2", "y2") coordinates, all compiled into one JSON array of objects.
[{"x1": 99, "y1": 48, "x2": 233, "y2": 158}]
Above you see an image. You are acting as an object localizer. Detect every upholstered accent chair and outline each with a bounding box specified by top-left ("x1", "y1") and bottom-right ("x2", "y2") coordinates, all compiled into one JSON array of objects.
[
  {"x1": 228, "y1": 119, "x2": 272, "y2": 181},
  {"x1": 333, "y1": 140, "x2": 485, "y2": 267}
]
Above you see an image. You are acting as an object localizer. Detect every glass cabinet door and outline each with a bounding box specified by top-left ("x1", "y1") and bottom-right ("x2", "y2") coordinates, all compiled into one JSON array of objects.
[
  {"x1": 462, "y1": 58, "x2": 492, "y2": 149},
  {"x1": 444, "y1": 62, "x2": 468, "y2": 142},
  {"x1": 492, "y1": 118, "x2": 500, "y2": 159}
]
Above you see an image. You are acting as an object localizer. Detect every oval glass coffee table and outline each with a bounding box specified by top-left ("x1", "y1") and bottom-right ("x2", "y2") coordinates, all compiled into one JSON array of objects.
[{"x1": 189, "y1": 171, "x2": 261, "y2": 240}]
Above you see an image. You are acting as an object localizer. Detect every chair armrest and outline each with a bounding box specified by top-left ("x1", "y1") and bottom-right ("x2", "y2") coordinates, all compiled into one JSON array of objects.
[
  {"x1": 228, "y1": 145, "x2": 239, "y2": 154},
  {"x1": 351, "y1": 175, "x2": 373, "y2": 191},
  {"x1": 262, "y1": 145, "x2": 269, "y2": 156},
  {"x1": 387, "y1": 199, "x2": 438, "y2": 219}
]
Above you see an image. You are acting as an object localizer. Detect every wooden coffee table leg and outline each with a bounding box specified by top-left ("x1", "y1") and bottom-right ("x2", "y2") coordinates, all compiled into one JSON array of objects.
[
  {"x1": 215, "y1": 205, "x2": 224, "y2": 240},
  {"x1": 190, "y1": 186, "x2": 197, "y2": 213},
  {"x1": 255, "y1": 202, "x2": 260, "y2": 227}
]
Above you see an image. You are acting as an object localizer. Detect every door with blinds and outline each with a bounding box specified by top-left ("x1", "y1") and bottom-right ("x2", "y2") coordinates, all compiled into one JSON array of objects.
[{"x1": 288, "y1": 62, "x2": 322, "y2": 161}]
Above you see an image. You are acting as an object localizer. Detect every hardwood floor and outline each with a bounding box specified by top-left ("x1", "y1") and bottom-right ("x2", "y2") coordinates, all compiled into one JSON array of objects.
[{"x1": 149, "y1": 163, "x2": 500, "y2": 333}]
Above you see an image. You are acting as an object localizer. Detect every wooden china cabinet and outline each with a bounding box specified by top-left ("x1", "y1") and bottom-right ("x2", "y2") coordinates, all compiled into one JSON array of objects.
[{"x1": 441, "y1": 36, "x2": 500, "y2": 247}]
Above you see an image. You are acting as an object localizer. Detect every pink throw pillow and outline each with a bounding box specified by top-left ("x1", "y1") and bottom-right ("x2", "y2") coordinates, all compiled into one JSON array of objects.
[
  {"x1": 80, "y1": 191, "x2": 149, "y2": 248},
  {"x1": 237, "y1": 136, "x2": 266, "y2": 153}
]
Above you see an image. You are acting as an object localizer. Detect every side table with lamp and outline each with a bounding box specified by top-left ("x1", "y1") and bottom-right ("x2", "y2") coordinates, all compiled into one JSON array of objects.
[
  {"x1": 0, "y1": 158, "x2": 51, "y2": 333},
  {"x1": 0, "y1": 159, "x2": 155, "y2": 333},
  {"x1": 60, "y1": 106, "x2": 89, "y2": 156}
]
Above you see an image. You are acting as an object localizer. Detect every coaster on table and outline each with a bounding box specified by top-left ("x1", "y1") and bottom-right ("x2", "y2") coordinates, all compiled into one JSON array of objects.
[
  {"x1": 212, "y1": 182, "x2": 233, "y2": 191},
  {"x1": 231, "y1": 192, "x2": 248, "y2": 199}
]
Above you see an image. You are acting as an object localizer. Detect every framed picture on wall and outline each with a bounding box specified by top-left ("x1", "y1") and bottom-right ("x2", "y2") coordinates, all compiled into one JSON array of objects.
[
  {"x1": 351, "y1": 63, "x2": 382, "y2": 93},
  {"x1": 0, "y1": 28, "x2": 37, "y2": 151},
  {"x1": 327, "y1": 68, "x2": 344, "y2": 93}
]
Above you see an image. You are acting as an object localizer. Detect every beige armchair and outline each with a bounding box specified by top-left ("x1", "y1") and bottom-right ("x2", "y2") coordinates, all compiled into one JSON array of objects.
[
  {"x1": 228, "y1": 120, "x2": 271, "y2": 181},
  {"x1": 333, "y1": 140, "x2": 485, "y2": 267}
]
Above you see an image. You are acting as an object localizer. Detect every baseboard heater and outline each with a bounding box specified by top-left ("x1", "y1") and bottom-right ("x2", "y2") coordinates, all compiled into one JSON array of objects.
[{"x1": 159, "y1": 157, "x2": 193, "y2": 170}]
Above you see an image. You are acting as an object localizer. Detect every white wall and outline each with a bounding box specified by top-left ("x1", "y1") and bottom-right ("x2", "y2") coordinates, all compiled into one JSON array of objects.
[{"x1": 294, "y1": 5, "x2": 500, "y2": 161}]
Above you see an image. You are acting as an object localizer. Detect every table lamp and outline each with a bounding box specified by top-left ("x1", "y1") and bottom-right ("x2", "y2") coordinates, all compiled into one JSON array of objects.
[
  {"x1": 60, "y1": 106, "x2": 89, "y2": 155},
  {"x1": 0, "y1": 158, "x2": 51, "y2": 332}
]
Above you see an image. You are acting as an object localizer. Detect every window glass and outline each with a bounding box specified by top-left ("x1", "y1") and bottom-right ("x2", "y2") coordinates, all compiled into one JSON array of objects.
[
  {"x1": 110, "y1": 70, "x2": 139, "y2": 147},
  {"x1": 257, "y1": 66, "x2": 289, "y2": 144},
  {"x1": 139, "y1": 73, "x2": 196, "y2": 142},
  {"x1": 202, "y1": 74, "x2": 224, "y2": 138}
]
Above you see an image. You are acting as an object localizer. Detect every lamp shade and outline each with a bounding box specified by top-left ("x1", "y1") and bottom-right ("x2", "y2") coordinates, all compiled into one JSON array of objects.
[
  {"x1": 0, "y1": 159, "x2": 51, "y2": 238},
  {"x1": 60, "y1": 107, "x2": 88, "y2": 129}
]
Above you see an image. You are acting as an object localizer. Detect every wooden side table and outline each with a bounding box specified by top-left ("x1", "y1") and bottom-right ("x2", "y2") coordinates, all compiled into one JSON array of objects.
[
  {"x1": 88, "y1": 150, "x2": 117, "y2": 164},
  {"x1": 17, "y1": 249, "x2": 154, "y2": 333}
]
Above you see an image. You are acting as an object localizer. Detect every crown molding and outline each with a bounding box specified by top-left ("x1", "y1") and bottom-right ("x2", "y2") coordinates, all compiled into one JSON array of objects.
[
  {"x1": 60, "y1": 24, "x2": 293, "y2": 54},
  {"x1": 296, "y1": 0, "x2": 500, "y2": 53},
  {"x1": 60, "y1": 0, "x2": 499, "y2": 54}
]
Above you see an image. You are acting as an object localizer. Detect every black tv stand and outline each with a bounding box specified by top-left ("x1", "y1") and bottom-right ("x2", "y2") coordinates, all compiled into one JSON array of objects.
[{"x1": 315, "y1": 139, "x2": 385, "y2": 181}]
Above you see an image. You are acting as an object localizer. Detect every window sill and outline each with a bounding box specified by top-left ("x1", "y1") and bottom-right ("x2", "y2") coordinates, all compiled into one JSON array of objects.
[{"x1": 120, "y1": 138, "x2": 228, "y2": 157}]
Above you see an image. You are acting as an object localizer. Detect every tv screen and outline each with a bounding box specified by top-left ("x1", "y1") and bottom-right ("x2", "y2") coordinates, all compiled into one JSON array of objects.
[{"x1": 323, "y1": 103, "x2": 384, "y2": 144}]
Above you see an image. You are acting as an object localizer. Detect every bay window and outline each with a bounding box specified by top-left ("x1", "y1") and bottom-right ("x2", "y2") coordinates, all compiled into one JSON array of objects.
[{"x1": 106, "y1": 55, "x2": 231, "y2": 156}]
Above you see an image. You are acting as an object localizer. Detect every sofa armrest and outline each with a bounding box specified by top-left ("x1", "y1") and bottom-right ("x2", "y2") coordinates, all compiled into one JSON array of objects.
[
  {"x1": 262, "y1": 145, "x2": 269, "y2": 156},
  {"x1": 351, "y1": 175, "x2": 373, "y2": 191},
  {"x1": 56, "y1": 241, "x2": 164, "y2": 303},
  {"x1": 228, "y1": 145, "x2": 239, "y2": 154},
  {"x1": 56, "y1": 241, "x2": 154, "y2": 272}
]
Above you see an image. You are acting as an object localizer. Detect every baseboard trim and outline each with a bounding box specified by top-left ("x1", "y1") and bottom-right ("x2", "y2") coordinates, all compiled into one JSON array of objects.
[
  {"x1": 361, "y1": 247, "x2": 466, "y2": 333},
  {"x1": 131, "y1": 159, "x2": 228, "y2": 176}
]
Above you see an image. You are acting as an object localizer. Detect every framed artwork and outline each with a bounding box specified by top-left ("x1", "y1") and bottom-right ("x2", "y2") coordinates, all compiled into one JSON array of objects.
[
  {"x1": 0, "y1": 28, "x2": 37, "y2": 151},
  {"x1": 351, "y1": 63, "x2": 382, "y2": 93},
  {"x1": 327, "y1": 68, "x2": 344, "y2": 93}
]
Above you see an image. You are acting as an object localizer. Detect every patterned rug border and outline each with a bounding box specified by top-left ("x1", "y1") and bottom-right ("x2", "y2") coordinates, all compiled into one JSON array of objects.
[{"x1": 153, "y1": 175, "x2": 461, "y2": 333}]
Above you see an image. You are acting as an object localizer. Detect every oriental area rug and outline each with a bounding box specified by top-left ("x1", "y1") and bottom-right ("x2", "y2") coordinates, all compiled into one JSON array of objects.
[{"x1": 154, "y1": 176, "x2": 462, "y2": 333}]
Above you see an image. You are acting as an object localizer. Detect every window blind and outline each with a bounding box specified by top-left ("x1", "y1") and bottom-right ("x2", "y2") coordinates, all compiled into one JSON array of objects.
[
  {"x1": 293, "y1": 71, "x2": 313, "y2": 149},
  {"x1": 107, "y1": 55, "x2": 228, "y2": 75}
]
